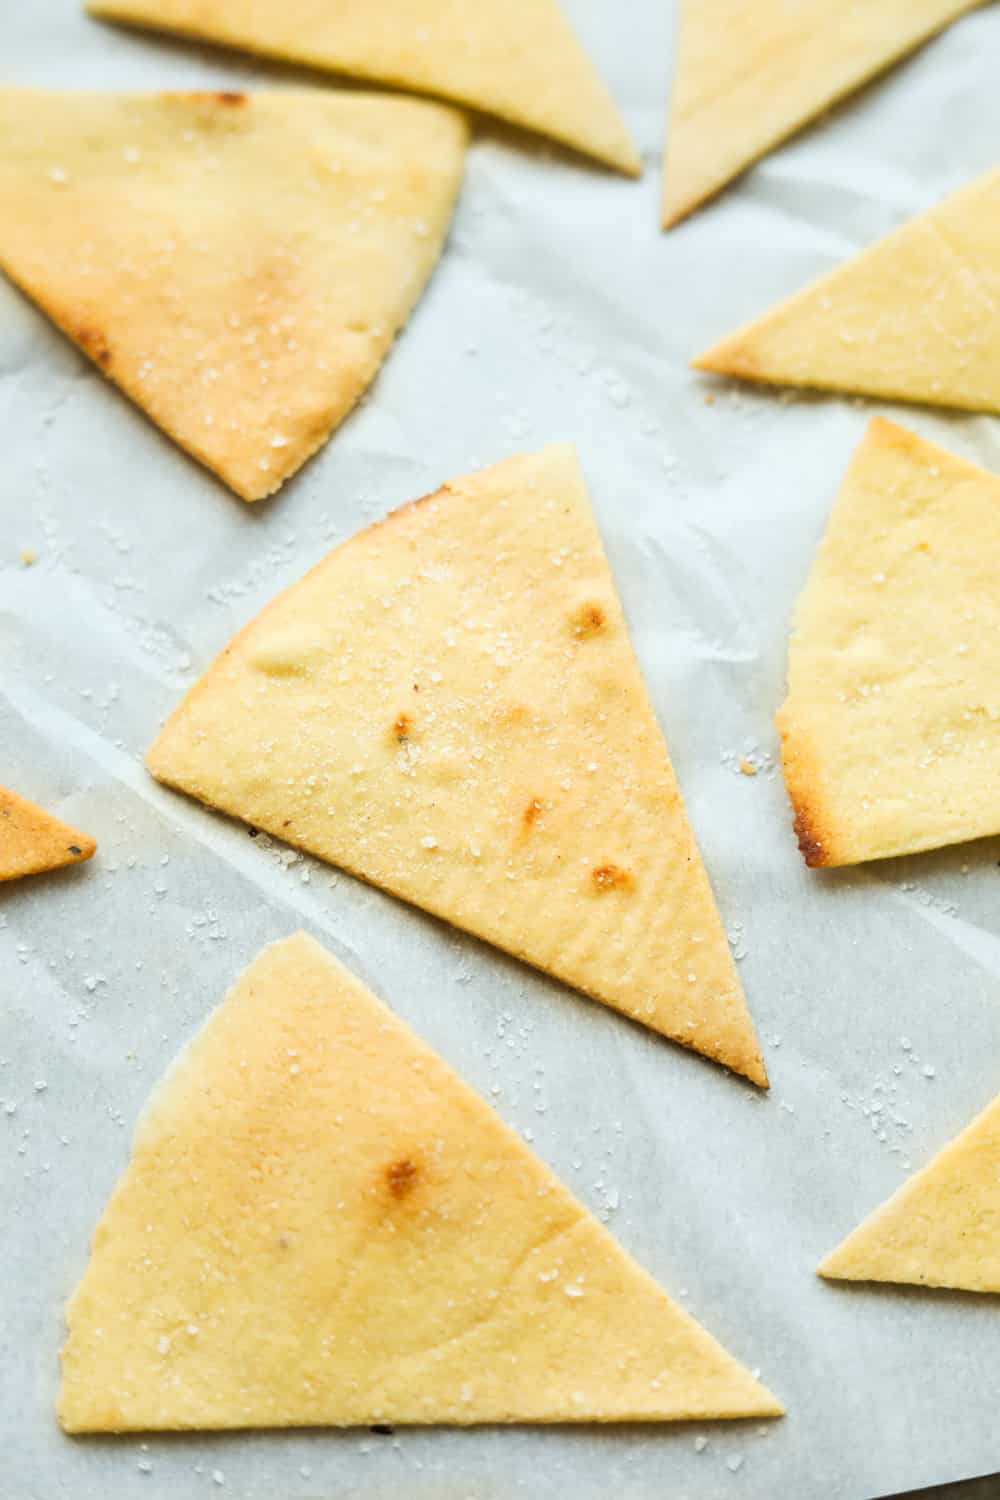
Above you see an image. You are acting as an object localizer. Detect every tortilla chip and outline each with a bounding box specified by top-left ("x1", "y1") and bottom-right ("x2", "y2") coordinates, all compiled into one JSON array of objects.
[
  {"x1": 0, "y1": 785, "x2": 96, "y2": 881},
  {"x1": 59, "y1": 932, "x2": 781, "y2": 1431},
  {"x1": 87, "y1": 0, "x2": 641, "y2": 177},
  {"x1": 821, "y1": 1087, "x2": 1000, "y2": 1292},
  {"x1": 778, "y1": 418, "x2": 1000, "y2": 868},
  {"x1": 147, "y1": 446, "x2": 767, "y2": 1084},
  {"x1": 663, "y1": 0, "x2": 981, "y2": 226},
  {"x1": 0, "y1": 87, "x2": 466, "y2": 502},
  {"x1": 693, "y1": 168, "x2": 1000, "y2": 414}
]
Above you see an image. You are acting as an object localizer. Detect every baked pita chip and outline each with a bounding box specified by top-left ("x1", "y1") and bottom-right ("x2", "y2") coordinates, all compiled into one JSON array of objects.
[
  {"x1": 663, "y1": 0, "x2": 982, "y2": 226},
  {"x1": 148, "y1": 446, "x2": 767, "y2": 1084},
  {"x1": 694, "y1": 168, "x2": 1000, "y2": 414},
  {"x1": 86, "y1": 0, "x2": 641, "y2": 177},
  {"x1": 821, "y1": 1088, "x2": 1000, "y2": 1292},
  {"x1": 778, "y1": 418, "x2": 1000, "y2": 868},
  {"x1": 0, "y1": 87, "x2": 466, "y2": 501},
  {"x1": 0, "y1": 785, "x2": 96, "y2": 882},
  {"x1": 59, "y1": 932, "x2": 782, "y2": 1431}
]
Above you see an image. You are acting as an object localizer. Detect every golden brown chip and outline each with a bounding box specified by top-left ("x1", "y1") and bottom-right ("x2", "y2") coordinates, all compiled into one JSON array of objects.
[
  {"x1": 821, "y1": 1087, "x2": 1000, "y2": 1292},
  {"x1": 148, "y1": 445, "x2": 767, "y2": 1084},
  {"x1": 664, "y1": 0, "x2": 982, "y2": 226},
  {"x1": 60, "y1": 932, "x2": 782, "y2": 1431},
  {"x1": 88, "y1": 0, "x2": 641, "y2": 175},
  {"x1": 0, "y1": 86, "x2": 467, "y2": 500},
  {"x1": 778, "y1": 418, "x2": 1000, "y2": 867},
  {"x1": 0, "y1": 785, "x2": 95, "y2": 881},
  {"x1": 694, "y1": 168, "x2": 1000, "y2": 414}
]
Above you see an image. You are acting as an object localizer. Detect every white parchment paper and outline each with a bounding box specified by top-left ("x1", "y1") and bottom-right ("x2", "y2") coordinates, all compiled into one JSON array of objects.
[{"x1": 4, "y1": 3, "x2": 1000, "y2": 1496}]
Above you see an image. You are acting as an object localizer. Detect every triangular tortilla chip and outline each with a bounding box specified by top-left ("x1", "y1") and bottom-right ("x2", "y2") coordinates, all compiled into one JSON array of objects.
[
  {"x1": 147, "y1": 446, "x2": 767, "y2": 1084},
  {"x1": 693, "y1": 168, "x2": 1000, "y2": 414},
  {"x1": 777, "y1": 417, "x2": 1000, "y2": 868},
  {"x1": 87, "y1": 0, "x2": 641, "y2": 177},
  {"x1": 663, "y1": 0, "x2": 982, "y2": 226},
  {"x1": 0, "y1": 785, "x2": 96, "y2": 881},
  {"x1": 59, "y1": 932, "x2": 782, "y2": 1431},
  {"x1": 0, "y1": 87, "x2": 466, "y2": 501},
  {"x1": 820, "y1": 1088, "x2": 1000, "y2": 1291}
]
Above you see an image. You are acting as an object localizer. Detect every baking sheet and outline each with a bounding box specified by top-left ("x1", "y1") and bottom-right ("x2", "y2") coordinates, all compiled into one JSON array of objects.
[{"x1": 4, "y1": 3, "x2": 1000, "y2": 1496}]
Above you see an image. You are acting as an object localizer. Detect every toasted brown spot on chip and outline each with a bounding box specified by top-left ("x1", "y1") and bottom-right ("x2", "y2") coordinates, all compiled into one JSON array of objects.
[
  {"x1": 522, "y1": 797, "x2": 544, "y2": 829},
  {"x1": 385, "y1": 1157, "x2": 419, "y2": 1199},
  {"x1": 68, "y1": 845, "x2": 82, "y2": 856},
  {"x1": 591, "y1": 863, "x2": 633, "y2": 893},
  {"x1": 571, "y1": 601, "x2": 607, "y2": 639},
  {"x1": 77, "y1": 326, "x2": 112, "y2": 367},
  {"x1": 392, "y1": 712, "x2": 412, "y2": 744},
  {"x1": 792, "y1": 805, "x2": 826, "y2": 867},
  {"x1": 215, "y1": 92, "x2": 247, "y2": 106},
  {"x1": 492, "y1": 702, "x2": 529, "y2": 729}
]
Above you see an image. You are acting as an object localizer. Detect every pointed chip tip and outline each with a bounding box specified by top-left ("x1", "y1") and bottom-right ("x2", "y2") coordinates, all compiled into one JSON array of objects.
[
  {"x1": 690, "y1": 348, "x2": 726, "y2": 376},
  {"x1": 237, "y1": 485, "x2": 273, "y2": 505},
  {"x1": 709, "y1": 1374, "x2": 784, "y2": 1421},
  {"x1": 817, "y1": 1263, "x2": 842, "y2": 1283},
  {"x1": 73, "y1": 834, "x2": 98, "y2": 863},
  {"x1": 584, "y1": 134, "x2": 642, "y2": 179},
  {"x1": 663, "y1": 1025, "x2": 768, "y2": 1089},
  {"x1": 661, "y1": 169, "x2": 720, "y2": 229},
  {"x1": 865, "y1": 413, "x2": 905, "y2": 445},
  {"x1": 753, "y1": 1389, "x2": 786, "y2": 1419},
  {"x1": 720, "y1": 1033, "x2": 769, "y2": 1090},
  {"x1": 660, "y1": 197, "x2": 692, "y2": 231},
  {"x1": 617, "y1": 148, "x2": 644, "y2": 180},
  {"x1": 713, "y1": 1048, "x2": 768, "y2": 1090},
  {"x1": 273, "y1": 928, "x2": 329, "y2": 965},
  {"x1": 144, "y1": 737, "x2": 186, "y2": 796},
  {"x1": 591, "y1": 108, "x2": 642, "y2": 179},
  {"x1": 737, "y1": 1053, "x2": 769, "y2": 1090},
  {"x1": 751, "y1": 1057, "x2": 769, "y2": 1091},
  {"x1": 816, "y1": 1245, "x2": 855, "y2": 1281}
]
